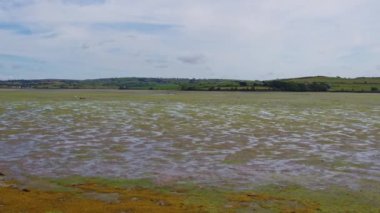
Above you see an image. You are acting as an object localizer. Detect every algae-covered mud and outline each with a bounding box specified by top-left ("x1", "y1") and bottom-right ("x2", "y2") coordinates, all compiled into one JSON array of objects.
[{"x1": 0, "y1": 90, "x2": 379, "y2": 212}]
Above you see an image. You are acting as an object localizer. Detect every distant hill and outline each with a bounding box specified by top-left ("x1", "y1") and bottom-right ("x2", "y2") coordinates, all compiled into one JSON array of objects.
[
  {"x1": 0, "y1": 76, "x2": 379, "y2": 92},
  {"x1": 283, "y1": 76, "x2": 380, "y2": 92}
]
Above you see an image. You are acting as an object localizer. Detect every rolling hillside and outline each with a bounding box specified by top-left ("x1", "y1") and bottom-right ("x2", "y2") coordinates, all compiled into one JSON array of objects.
[
  {"x1": 284, "y1": 76, "x2": 380, "y2": 92},
  {"x1": 0, "y1": 76, "x2": 379, "y2": 92}
]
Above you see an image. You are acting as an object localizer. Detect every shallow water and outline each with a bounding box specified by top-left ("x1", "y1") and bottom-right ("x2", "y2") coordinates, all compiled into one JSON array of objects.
[{"x1": 0, "y1": 90, "x2": 379, "y2": 190}]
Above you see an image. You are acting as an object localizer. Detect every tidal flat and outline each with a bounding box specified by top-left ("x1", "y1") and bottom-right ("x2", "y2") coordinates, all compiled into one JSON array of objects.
[{"x1": 0, "y1": 90, "x2": 379, "y2": 212}]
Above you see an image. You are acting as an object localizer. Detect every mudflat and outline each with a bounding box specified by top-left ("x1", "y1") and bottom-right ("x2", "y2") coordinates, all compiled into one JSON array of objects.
[{"x1": 0, "y1": 90, "x2": 379, "y2": 212}]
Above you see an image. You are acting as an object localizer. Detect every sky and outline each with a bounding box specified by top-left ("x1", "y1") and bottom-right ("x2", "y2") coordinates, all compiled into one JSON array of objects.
[{"x1": 0, "y1": 0, "x2": 379, "y2": 80}]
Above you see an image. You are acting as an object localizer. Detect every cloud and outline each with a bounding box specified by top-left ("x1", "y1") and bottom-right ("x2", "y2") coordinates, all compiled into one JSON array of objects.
[
  {"x1": 155, "y1": 64, "x2": 168, "y2": 69},
  {"x1": 81, "y1": 43, "x2": 90, "y2": 49},
  {"x1": 11, "y1": 64, "x2": 23, "y2": 70},
  {"x1": 145, "y1": 57, "x2": 169, "y2": 69},
  {"x1": 177, "y1": 54, "x2": 206, "y2": 65},
  {"x1": 0, "y1": 0, "x2": 34, "y2": 10},
  {"x1": 62, "y1": 0, "x2": 105, "y2": 6},
  {"x1": 0, "y1": 0, "x2": 379, "y2": 80},
  {"x1": 92, "y1": 22, "x2": 178, "y2": 33}
]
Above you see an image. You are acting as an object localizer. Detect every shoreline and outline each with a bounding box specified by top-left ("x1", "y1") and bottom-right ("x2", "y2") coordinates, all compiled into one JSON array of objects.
[{"x1": 1, "y1": 173, "x2": 379, "y2": 212}]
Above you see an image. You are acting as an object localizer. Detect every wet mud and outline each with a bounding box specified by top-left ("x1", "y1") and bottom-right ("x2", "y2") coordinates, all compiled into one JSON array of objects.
[{"x1": 0, "y1": 90, "x2": 379, "y2": 212}]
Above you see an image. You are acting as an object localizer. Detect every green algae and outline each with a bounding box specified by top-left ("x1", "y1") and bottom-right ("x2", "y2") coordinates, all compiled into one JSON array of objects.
[
  {"x1": 254, "y1": 184, "x2": 380, "y2": 212},
  {"x1": 49, "y1": 176, "x2": 155, "y2": 189},
  {"x1": 39, "y1": 176, "x2": 379, "y2": 212}
]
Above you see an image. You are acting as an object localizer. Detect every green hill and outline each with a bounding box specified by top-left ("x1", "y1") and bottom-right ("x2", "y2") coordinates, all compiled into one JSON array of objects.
[
  {"x1": 0, "y1": 76, "x2": 379, "y2": 92},
  {"x1": 283, "y1": 76, "x2": 380, "y2": 92}
]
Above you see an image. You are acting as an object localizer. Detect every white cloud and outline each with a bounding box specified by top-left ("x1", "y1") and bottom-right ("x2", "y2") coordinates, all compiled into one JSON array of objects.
[{"x1": 0, "y1": 0, "x2": 379, "y2": 80}]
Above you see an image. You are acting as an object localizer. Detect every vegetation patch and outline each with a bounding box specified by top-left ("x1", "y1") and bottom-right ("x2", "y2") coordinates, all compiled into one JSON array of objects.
[
  {"x1": 1, "y1": 76, "x2": 379, "y2": 92},
  {"x1": 1, "y1": 176, "x2": 379, "y2": 212}
]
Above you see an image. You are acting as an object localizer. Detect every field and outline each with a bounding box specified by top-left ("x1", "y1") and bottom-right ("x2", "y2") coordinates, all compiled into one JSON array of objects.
[
  {"x1": 285, "y1": 76, "x2": 380, "y2": 92},
  {"x1": 1, "y1": 76, "x2": 380, "y2": 92},
  {"x1": 0, "y1": 90, "x2": 379, "y2": 212}
]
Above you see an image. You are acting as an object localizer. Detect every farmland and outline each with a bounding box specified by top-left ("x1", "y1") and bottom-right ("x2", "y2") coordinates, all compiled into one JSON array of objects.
[{"x1": 1, "y1": 76, "x2": 380, "y2": 92}]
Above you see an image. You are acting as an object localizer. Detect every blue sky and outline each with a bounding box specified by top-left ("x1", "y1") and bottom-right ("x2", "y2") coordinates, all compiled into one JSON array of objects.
[{"x1": 0, "y1": 0, "x2": 379, "y2": 80}]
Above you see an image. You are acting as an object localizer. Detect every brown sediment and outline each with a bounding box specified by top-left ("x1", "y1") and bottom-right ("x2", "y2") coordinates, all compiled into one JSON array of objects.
[
  {"x1": 226, "y1": 193, "x2": 319, "y2": 213},
  {"x1": 0, "y1": 179, "x2": 321, "y2": 213},
  {"x1": 0, "y1": 182, "x2": 202, "y2": 213}
]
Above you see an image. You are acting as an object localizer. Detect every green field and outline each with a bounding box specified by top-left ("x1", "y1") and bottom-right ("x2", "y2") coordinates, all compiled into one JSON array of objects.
[
  {"x1": 285, "y1": 76, "x2": 380, "y2": 92},
  {"x1": 1, "y1": 76, "x2": 379, "y2": 92},
  {"x1": 0, "y1": 90, "x2": 379, "y2": 212}
]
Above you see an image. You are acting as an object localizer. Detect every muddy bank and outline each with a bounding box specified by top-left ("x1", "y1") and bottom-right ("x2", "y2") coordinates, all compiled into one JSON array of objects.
[
  {"x1": 0, "y1": 181, "x2": 313, "y2": 212},
  {"x1": 0, "y1": 174, "x2": 379, "y2": 212}
]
